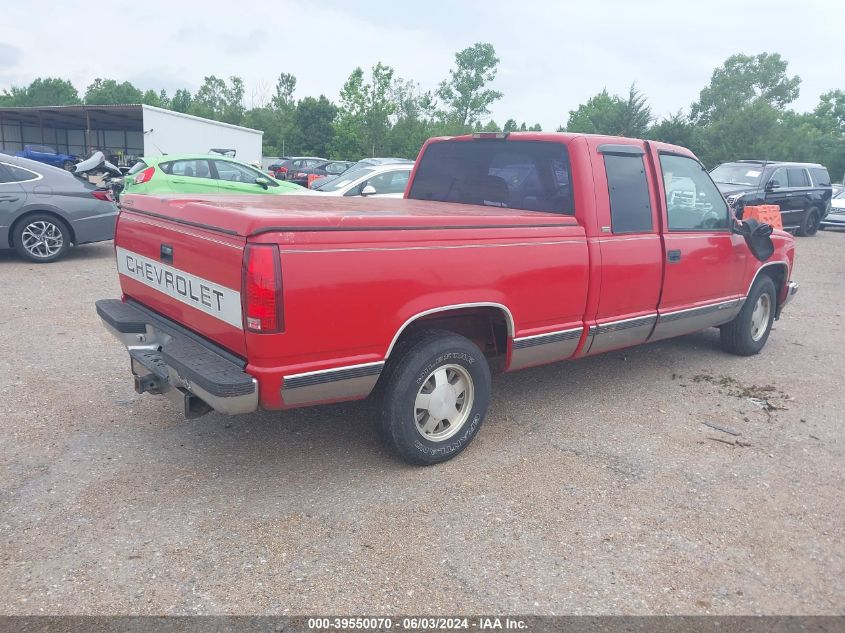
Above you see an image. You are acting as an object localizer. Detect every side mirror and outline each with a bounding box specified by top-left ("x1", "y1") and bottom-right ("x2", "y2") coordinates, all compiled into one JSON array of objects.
[
  {"x1": 255, "y1": 177, "x2": 270, "y2": 190},
  {"x1": 766, "y1": 180, "x2": 778, "y2": 191},
  {"x1": 734, "y1": 219, "x2": 774, "y2": 262},
  {"x1": 360, "y1": 184, "x2": 377, "y2": 196}
]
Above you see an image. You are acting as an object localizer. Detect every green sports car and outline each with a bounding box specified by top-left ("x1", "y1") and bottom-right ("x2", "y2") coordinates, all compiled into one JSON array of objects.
[{"x1": 123, "y1": 154, "x2": 304, "y2": 196}]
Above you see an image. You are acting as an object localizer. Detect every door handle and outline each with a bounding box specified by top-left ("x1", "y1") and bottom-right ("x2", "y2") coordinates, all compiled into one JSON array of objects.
[
  {"x1": 667, "y1": 249, "x2": 682, "y2": 263},
  {"x1": 0, "y1": 196, "x2": 20, "y2": 202}
]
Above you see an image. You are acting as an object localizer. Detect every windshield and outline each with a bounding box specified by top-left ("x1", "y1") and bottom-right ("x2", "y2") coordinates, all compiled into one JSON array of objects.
[
  {"x1": 710, "y1": 163, "x2": 764, "y2": 186},
  {"x1": 314, "y1": 167, "x2": 375, "y2": 191},
  {"x1": 835, "y1": 188, "x2": 845, "y2": 199}
]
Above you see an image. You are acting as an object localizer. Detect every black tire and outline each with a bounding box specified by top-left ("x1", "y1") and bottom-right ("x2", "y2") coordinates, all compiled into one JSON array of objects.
[
  {"x1": 13, "y1": 214, "x2": 71, "y2": 263},
  {"x1": 796, "y1": 207, "x2": 820, "y2": 236},
  {"x1": 720, "y1": 275, "x2": 777, "y2": 356},
  {"x1": 378, "y1": 329, "x2": 491, "y2": 465},
  {"x1": 62, "y1": 160, "x2": 75, "y2": 171}
]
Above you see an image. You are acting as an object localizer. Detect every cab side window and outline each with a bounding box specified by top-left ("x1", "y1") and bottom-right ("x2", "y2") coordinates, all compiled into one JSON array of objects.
[
  {"x1": 768, "y1": 168, "x2": 788, "y2": 188},
  {"x1": 787, "y1": 167, "x2": 809, "y2": 188},
  {"x1": 603, "y1": 153, "x2": 652, "y2": 233},
  {"x1": 660, "y1": 154, "x2": 729, "y2": 231}
]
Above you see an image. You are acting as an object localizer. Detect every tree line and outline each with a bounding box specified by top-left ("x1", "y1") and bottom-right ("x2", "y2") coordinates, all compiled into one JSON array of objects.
[{"x1": 1, "y1": 45, "x2": 842, "y2": 179}]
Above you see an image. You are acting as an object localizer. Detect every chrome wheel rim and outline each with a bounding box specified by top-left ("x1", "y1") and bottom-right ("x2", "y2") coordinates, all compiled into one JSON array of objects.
[
  {"x1": 750, "y1": 294, "x2": 771, "y2": 341},
  {"x1": 21, "y1": 220, "x2": 64, "y2": 259},
  {"x1": 414, "y1": 364, "x2": 474, "y2": 442}
]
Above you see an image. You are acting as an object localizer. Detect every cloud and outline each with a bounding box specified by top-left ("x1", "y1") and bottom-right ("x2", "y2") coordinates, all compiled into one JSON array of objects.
[
  {"x1": 0, "y1": 42, "x2": 21, "y2": 69},
  {"x1": 0, "y1": 0, "x2": 840, "y2": 130}
]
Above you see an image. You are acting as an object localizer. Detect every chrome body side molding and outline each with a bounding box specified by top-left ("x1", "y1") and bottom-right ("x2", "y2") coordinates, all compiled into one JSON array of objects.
[
  {"x1": 281, "y1": 361, "x2": 385, "y2": 406},
  {"x1": 509, "y1": 327, "x2": 583, "y2": 370},
  {"x1": 585, "y1": 314, "x2": 657, "y2": 355},
  {"x1": 650, "y1": 298, "x2": 744, "y2": 342}
]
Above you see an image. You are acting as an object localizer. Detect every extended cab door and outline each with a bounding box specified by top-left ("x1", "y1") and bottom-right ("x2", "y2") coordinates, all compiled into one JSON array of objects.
[
  {"x1": 582, "y1": 140, "x2": 664, "y2": 355},
  {"x1": 649, "y1": 149, "x2": 749, "y2": 341}
]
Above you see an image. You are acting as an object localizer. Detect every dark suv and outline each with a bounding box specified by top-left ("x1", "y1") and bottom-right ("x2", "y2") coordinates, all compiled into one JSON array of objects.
[{"x1": 711, "y1": 160, "x2": 832, "y2": 236}]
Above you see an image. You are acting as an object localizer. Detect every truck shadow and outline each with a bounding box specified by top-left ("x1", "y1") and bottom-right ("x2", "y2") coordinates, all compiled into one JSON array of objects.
[{"x1": 157, "y1": 328, "x2": 728, "y2": 480}]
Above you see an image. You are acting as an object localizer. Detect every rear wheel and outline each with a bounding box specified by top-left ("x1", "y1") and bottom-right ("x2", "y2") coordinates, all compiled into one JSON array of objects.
[
  {"x1": 720, "y1": 275, "x2": 776, "y2": 356},
  {"x1": 13, "y1": 214, "x2": 71, "y2": 263},
  {"x1": 796, "y1": 207, "x2": 820, "y2": 236},
  {"x1": 378, "y1": 329, "x2": 491, "y2": 465}
]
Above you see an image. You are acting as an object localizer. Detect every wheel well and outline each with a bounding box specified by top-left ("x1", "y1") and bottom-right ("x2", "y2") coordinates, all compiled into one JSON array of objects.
[
  {"x1": 758, "y1": 263, "x2": 787, "y2": 299},
  {"x1": 9, "y1": 211, "x2": 75, "y2": 247},
  {"x1": 389, "y1": 306, "x2": 511, "y2": 359}
]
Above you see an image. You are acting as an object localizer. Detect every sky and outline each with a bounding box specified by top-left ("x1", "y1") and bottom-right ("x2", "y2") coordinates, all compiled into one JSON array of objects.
[{"x1": 0, "y1": 0, "x2": 840, "y2": 130}]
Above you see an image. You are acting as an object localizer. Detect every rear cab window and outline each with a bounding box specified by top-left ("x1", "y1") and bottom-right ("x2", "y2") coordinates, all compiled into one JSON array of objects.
[{"x1": 408, "y1": 139, "x2": 574, "y2": 214}]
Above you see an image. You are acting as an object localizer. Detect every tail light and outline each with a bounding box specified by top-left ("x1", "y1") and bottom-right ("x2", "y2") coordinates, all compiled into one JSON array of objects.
[
  {"x1": 92, "y1": 190, "x2": 113, "y2": 202},
  {"x1": 242, "y1": 244, "x2": 283, "y2": 333},
  {"x1": 134, "y1": 166, "x2": 155, "y2": 184}
]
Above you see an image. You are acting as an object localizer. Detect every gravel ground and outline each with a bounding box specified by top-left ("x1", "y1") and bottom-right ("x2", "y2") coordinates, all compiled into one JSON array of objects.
[{"x1": 0, "y1": 233, "x2": 843, "y2": 616}]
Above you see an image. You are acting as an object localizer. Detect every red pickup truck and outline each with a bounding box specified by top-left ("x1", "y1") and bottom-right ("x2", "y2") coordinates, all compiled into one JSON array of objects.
[{"x1": 96, "y1": 132, "x2": 798, "y2": 464}]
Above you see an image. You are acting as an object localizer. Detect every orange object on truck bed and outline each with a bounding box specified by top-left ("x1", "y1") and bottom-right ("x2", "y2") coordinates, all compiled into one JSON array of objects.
[{"x1": 743, "y1": 205, "x2": 783, "y2": 230}]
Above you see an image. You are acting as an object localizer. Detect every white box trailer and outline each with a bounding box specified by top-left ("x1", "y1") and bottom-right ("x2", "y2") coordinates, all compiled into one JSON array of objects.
[
  {"x1": 141, "y1": 106, "x2": 263, "y2": 164},
  {"x1": 0, "y1": 104, "x2": 263, "y2": 166}
]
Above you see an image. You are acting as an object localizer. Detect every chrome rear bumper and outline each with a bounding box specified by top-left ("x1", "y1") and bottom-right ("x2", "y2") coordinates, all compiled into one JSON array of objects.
[{"x1": 96, "y1": 299, "x2": 258, "y2": 417}]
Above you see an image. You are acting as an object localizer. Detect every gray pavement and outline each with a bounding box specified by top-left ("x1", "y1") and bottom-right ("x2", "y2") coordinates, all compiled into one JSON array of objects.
[{"x1": 0, "y1": 233, "x2": 842, "y2": 615}]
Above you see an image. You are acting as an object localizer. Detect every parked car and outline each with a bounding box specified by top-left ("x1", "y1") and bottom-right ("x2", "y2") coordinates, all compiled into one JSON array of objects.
[
  {"x1": 14, "y1": 145, "x2": 79, "y2": 171},
  {"x1": 310, "y1": 157, "x2": 413, "y2": 190},
  {"x1": 820, "y1": 187, "x2": 845, "y2": 230},
  {"x1": 311, "y1": 163, "x2": 413, "y2": 198},
  {"x1": 286, "y1": 160, "x2": 354, "y2": 187},
  {"x1": 269, "y1": 157, "x2": 326, "y2": 180},
  {"x1": 711, "y1": 160, "x2": 832, "y2": 236},
  {"x1": 123, "y1": 155, "x2": 303, "y2": 196},
  {"x1": 97, "y1": 132, "x2": 797, "y2": 465},
  {"x1": 266, "y1": 156, "x2": 290, "y2": 172},
  {"x1": 0, "y1": 154, "x2": 118, "y2": 263}
]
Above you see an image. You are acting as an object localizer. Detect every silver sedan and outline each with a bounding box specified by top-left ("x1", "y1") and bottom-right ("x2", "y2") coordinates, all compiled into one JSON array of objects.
[
  {"x1": 820, "y1": 186, "x2": 845, "y2": 230},
  {"x1": 0, "y1": 153, "x2": 118, "y2": 262}
]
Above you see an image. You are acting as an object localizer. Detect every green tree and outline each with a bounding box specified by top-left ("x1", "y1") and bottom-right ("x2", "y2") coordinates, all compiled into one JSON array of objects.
[
  {"x1": 437, "y1": 42, "x2": 503, "y2": 129},
  {"x1": 141, "y1": 89, "x2": 161, "y2": 107},
  {"x1": 0, "y1": 77, "x2": 80, "y2": 106},
  {"x1": 271, "y1": 73, "x2": 297, "y2": 112},
  {"x1": 84, "y1": 78, "x2": 143, "y2": 104},
  {"x1": 170, "y1": 89, "x2": 192, "y2": 113},
  {"x1": 332, "y1": 63, "x2": 397, "y2": 158},
  {"x1": 289, "y1": 96, "x2": 337, "y2": 157},
  {"x1": 565, "y1": 84, "x2": 651, "y2": 137},
  {"x1": 696, "y1": 99, "x2": 781, "y2": 167},
  {"x1": 814, "y1": 89, "x2": 845, "y2": 134},
  {"x1": 690, "y1": 52, "x2": 800, "y2": 124},
  {"x1": 188, "y1": 75, "x2": 244, "y2": 124},
  {"x1": 648, "y1": 110, "x2": 698, "y2": 150}
]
